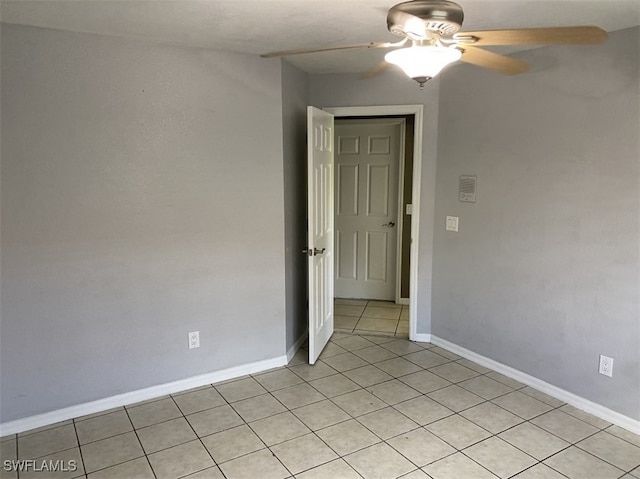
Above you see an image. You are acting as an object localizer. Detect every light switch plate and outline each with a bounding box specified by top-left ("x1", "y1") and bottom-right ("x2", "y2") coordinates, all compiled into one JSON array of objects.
[
  {"x1": 446, "y1": 216, "x2": 459, "y2": 232},
  {"x1": 406, "y1": 204, "x2": 413, "y2": 215}
]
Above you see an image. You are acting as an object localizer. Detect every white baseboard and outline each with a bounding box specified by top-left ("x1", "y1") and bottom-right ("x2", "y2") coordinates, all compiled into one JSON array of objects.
[
  {"x1": 0, "y1": 355, "x2": 288, "y2": 436},
  {"x1": 412, "y1": 333, "x2": 431, "y2": 343},
  {"x1": 287, "y1": 330, "x2": 308, "y2": 363},
  {"x1": 430, "y1": 335, "x2": 640, "y2": 436}
]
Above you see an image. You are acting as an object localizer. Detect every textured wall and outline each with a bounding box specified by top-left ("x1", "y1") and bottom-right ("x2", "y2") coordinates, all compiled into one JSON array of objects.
[
  {"x1": 1, "y1": 24, "x2": 287, "y2": 421},
  {"x1": 432, "y1": 27, "x2": 640, "y2": 419}
]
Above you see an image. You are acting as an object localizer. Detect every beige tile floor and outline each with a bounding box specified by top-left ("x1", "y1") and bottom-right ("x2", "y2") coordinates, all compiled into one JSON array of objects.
[
  {"x1": 334, "y1": 299, "x2": 409, "y2": 337},
  {"x1": 2, "y1": 334, "x2": 640, "y2": 479}
]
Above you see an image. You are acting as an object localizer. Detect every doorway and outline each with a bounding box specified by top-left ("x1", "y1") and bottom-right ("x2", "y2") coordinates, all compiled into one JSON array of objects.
[
  {"x1": 325, "y1": 105, "x2": 424, "y2": 342},
  {"x1": 334, "y1": 117, "x2": 406, "y2": 302}
]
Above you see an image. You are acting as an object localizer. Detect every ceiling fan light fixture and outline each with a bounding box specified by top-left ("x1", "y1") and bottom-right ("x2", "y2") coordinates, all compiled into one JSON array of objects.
[{"x1": 385, "y1": 45, "x2": 462, "y2": 86}]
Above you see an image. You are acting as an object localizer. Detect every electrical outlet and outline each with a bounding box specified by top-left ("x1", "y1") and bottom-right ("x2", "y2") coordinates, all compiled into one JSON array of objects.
[
  {"x1": 598, "y1": 354, "x2": 613, "y2": 377},
  {"x1": 188, "y1": 331, "x2": 200, "y2": 349}
]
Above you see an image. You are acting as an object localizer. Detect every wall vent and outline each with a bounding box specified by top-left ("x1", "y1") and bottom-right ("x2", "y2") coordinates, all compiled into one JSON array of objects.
[{"x1": 459, "y1": 175, "x2": 477, "y2": 203}]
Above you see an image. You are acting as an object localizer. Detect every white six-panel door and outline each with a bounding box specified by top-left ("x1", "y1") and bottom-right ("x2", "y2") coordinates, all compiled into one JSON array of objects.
[
  {"x1": 307, "y1": 107, "x2": 334, "y2": 364},
  {"x1": 334, "y1": 119, "x2": 403, "y2": 301}
]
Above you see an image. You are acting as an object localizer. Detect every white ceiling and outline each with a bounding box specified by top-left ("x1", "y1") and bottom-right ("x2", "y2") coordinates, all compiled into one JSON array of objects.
[{"x1": 1, "y1": 0, "x2": 639, "y2": 74}]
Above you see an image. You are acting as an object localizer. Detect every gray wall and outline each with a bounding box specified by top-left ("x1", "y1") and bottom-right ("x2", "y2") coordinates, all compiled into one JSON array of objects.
[
  {"x1": 281, "y1": 60, "x2": 310, "y2": 352},
  {"x1": 1, "y1": 24, "x2": 287, "y2": 422},
  {"x1": 432, "y1": 27, "x2": 640, "y2": 420},
  {"x1": 310, "y1": 73, "x2": 441, "y2": 335}
]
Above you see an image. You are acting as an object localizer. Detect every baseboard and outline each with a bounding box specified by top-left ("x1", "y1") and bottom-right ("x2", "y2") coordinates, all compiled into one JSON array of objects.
[
  {"x1": 287, "y1": 330, "x2": 308, "y2": 363},
  {"x1": 412, "y1": 333, "x2": 431, "y2": 343},
  {"x1": 430, "y1": 335, "x2": 640, "y2": 435},
  {"x1": 0, "y1": 355, "x2": 288, "y2": 436}
]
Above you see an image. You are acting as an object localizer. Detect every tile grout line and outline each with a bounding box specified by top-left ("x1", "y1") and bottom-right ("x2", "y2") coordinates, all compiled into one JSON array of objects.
[
  {"x1": 317, "y1": 336, "x2": 603, "y2": 479},
  {"x1": 298, "y1": 382, "x2": 419, "y2": 477},
  {"x1": 15, "y1": 432, "x2": 20, "y2": 479},
  {"x1": 70, "y1": 417, "x2": 88, "y2": 479},
  {"x1": 123, "y1": 401, "x2": 158, "y2": 479},
  {"x1": 599, "y1": 425, "x2": 640, "y2": 451},
  {"x1": 261, "y1": 339, "x2": 441, "y2": 477},
  {"x1": 74, "y1": 408, "x2": 157, "y2": 478},
  {"x1": 222, "y1": 377, "x2": 302, "y2": 478},
  {"x1": 168, "y1": 393, "x2": 223, "y2": 479},
  {"x1": 180, "y1": 382, "x2": 261, "y2": 477},
  {"x1": 272, "y1": 341, "x2": 632, "y2": 478},
  {"x1": 10, "y1": 334, "x2": 640, "y2": 479},
  {"x1": 372, "y1": 344, "x2": 631, "y2": 478},
  {"x1": 335, "y1": 299, "x2": 409, "y2": 338}
]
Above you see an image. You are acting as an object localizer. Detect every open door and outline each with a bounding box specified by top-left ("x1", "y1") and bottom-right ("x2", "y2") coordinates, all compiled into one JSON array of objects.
[{"x1": 307, "y1": 106, "x2": 334, "y2": 364}]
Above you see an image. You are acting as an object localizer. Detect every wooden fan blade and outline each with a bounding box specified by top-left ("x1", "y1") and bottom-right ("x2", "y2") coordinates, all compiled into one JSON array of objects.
[
  {"x1": 459, "y1": 46, "x2": 529, "y2": 75},
  {"x1": 261, "y1": 41, "x2": 393, "y2": 58},
  {"x1": 454, "y1": 26, "x2": 607, "y2": 46},
  {"x1": 360, "y1": 61, "x2": 391, "y2": 79}
]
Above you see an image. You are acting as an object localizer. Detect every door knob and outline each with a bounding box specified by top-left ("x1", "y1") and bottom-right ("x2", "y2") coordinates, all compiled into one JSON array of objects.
[{"x1": 382, "y1": 221, "x2": 396, "y2": 227}]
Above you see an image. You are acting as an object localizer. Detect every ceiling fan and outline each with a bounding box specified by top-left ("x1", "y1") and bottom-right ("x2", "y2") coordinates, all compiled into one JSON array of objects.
[{"x1": 261, "y1": 0, "x2": 608, "y2": 88}]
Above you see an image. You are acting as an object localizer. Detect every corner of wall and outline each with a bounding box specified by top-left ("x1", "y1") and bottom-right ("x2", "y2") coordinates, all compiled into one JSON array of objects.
[{"x1": 281, "y1": 60, "x2": 310, "y2": 353}]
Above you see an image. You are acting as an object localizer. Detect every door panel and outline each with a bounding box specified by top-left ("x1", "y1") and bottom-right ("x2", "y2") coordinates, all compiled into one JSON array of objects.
[
  {"x1": 339, "y1": 136, "x2": 360, "y2": 155},
  {"x1": 367, "y1": 164, "x2": 390, "y2": 216},
  {"x1": 307, "y1": 106, "x2": 334, "y2": 364},
  {"x1": 366, "y1": 231, "x2": 388, "y2": 282},
  {"x1": 336, "y1": 230, "x2": 358, "y2": 280},
  {"x1": 335, "y1": 119, "x2": 402, "y2": 301},
  {"x1": 369, "y1": 136, "x2": 391, "y2": 155},
  {"x1": 337, "y1": 164, "x2": 359, "y2": 216}
]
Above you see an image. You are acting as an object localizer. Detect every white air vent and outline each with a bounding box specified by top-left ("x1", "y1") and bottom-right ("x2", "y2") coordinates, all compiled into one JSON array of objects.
[{"x1": 459, "y1": 175, "x2": 477, "y2": 203}]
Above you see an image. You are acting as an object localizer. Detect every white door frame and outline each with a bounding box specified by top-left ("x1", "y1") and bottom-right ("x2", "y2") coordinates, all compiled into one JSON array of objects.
[{"x1": 325, "y1": 105, "x2": 423, "y2": 342}]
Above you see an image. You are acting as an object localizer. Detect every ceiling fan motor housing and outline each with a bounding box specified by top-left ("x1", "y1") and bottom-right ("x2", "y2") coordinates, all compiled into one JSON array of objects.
[{"x1": 387, "y1": 0, "x2": 464, "y2": 37}]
